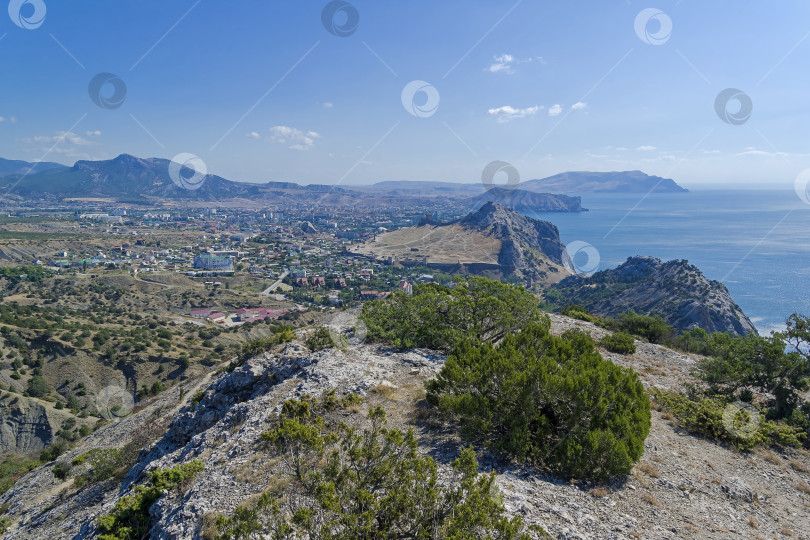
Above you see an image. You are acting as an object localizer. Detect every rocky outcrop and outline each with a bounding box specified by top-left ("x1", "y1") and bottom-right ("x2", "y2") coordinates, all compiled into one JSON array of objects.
[
  {"x1": 458, "y1": 202, "x2": 571, "y2": 284},
  {"x1": 0, "y1": 394, "x2": 64, "y2": 454},
  {"x1": 467, "y1": 188, "x2": 587, "y2": 213},
  {"x1": 550, "y1": 256, "x2": 757, "y2": 335},
  {"x1": 1, "y1": 313, "x2": 809, "y2": 539}
]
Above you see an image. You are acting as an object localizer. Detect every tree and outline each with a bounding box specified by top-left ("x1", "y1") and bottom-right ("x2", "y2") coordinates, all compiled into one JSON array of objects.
[
  {"x1": 426, "y1": 323, "x2": 650, "y2": 480},
  {"x1": 360, "y1": 277, "x2": 541, "y2": 351},
  {"x1": 26, "y1": 375, "x2": 50, "y2": 398},
  {"x1": 696, "y1": 327, "x2": 810, "y2": 419}
]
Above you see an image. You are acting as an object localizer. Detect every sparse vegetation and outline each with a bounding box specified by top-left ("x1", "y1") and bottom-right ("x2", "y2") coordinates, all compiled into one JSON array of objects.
[
  {"x1": 650, "y1": 389, "x2": 803, "y2": 450},
  {"x1": 96, "y1": 460, "x2": 204, "y2": 540},
  {"x1": 214, "y1": 395, "x2": 527, "y2": 539}
]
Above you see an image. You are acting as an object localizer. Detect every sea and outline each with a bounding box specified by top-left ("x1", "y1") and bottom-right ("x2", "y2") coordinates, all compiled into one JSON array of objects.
[{"x1": 527, "y1": 189, "x2": 810, "y2": 336}]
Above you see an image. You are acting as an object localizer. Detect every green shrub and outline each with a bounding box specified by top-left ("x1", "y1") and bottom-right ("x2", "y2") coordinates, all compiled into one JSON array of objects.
[
  {"x1": 360, "y1": 277, "x2": 541, "y2": 351},
  {"x1": 560, "y1": 304, "x2": 595, "y2": 322},
  {"x1": 235, "y1": 325, "x2": 297, "y2": 366},
  {"x1": 651, "y1": 389, "x2": 803, "y2": 450},
  {"x1": 97, "y1": 460, "x2": 204, "y2": 540},
  {"x1": 600, "y1": 332, "x2": 637, "y2": 354},
  {"x1": 40, "y1": 441, "x2": 67, "y2": 462},
  {"x1": 26, "y1": 375, "x2": 50, "y2": 398},
  {"x1": 617, "y1": 310, "x2": 672, "y2": 344},
  {"x1": 52, "y1": 460, "x2": 72, "y2": 480},
  {"x1": 304, "y1": 327, "x2": 333, "y2": 352},
  {"x1": 216, "y1": 398, "x2": 527, "y2": 539},
  {"x1": 426, "y1": 323, "x2": 650, "y2": 481}
]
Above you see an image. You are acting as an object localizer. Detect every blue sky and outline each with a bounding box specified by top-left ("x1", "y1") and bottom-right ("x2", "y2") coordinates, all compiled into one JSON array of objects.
[{"x1": 1, "y1": 0, "x2": 809, "y2": 188}]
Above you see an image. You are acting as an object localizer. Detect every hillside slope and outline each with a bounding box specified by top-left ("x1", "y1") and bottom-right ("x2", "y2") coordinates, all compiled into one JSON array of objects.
[
  {"x1": 549, "y1": 256, "x2": 757, "y2": 336},
  {"x1": 520, "y1": 170, "x2": 688, "y2": 194},
  {"x1": 1, "y1": 312, "x2": 807, "y2": 539},
  {"x1": 352, "y1": 202, "x2": 572, "y2": 286},
  {"x1": 467, "y1": 188, "x2": 586, "y2": 213}
]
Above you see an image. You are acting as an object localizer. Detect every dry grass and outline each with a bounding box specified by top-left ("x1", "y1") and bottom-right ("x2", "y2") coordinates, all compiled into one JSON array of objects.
[
  {"x1": 370, "y1": 383, "x2": 399, "y2": 401},
  {"x1": 748, "y1": 516, "x2": 759, "y2": 529},
  {"x1": 629, "y1": 532, "x2": 641, "y2": 539},
  {"x1": 589, "y1": 486, "x2": 609, "y2": 498},
  {"x1": 641, "y1": 492, "x2": 663, "y2": 508},
  {"x1": 660, "y1": 411, "x2": 675, "y2": 421},
  {"x1": 636, "y1": 461, "x2": 662, "y2": 478},
  {"x1": 779, "y1": 527, "x2": 796, "y2": 538},
  {"x1": 792, "y1": 481, "x2": 810, "y2": 495},
  {"x1": 200, "y1": 512, "x2": 220, "y2": 540},
  {"x1": 789, "y1": 459, "x2": 809, "y2": 473},
  {"x1": 759, "y1": 450, "x2": 783, "y2": 467}
]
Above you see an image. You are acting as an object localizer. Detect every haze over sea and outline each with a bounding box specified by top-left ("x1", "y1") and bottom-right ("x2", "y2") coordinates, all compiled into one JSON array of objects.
[{"x1": 529, "y1": 189, "x2": 810, "y2": 336}]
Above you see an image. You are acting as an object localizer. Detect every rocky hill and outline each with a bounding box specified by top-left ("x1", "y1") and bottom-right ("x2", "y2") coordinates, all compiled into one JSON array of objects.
[
  {"x1": 549, "y1": 256, "x2": 757, "y2": 336},
  {"x1": 1, "y1": 311, "x2": 807, "y2": 539},
  {"x1": 520, "y1": 170, "x2": 688, "y2": 194},
  {"x1": 0, "y1": 158, "x2": 66, "y2": 177},
  {"x1": 352, "y1": 202, "x2": 572, "y2": 286},
  {"x1": 467, "y1": 188, "x2": 586, "y2": 213}
]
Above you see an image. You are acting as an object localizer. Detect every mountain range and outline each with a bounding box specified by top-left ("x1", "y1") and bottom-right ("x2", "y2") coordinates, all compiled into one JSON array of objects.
[{"x1": 0, "y1": 154, "x2": 687, "y2": 205}]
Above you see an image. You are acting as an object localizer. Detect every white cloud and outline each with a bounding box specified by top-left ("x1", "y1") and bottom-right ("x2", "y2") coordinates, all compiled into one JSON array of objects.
[
  {"x1": 322, "y1": 102, "x2": 333, "y2": 108},
  {"x1": 701, "y1": 149, "x2": 720, "y2": 154},
  {"x1": 571, "y1": 102, "x2": 587, "y2": 110},
  {"x1": 737, "y1": 147, "x2": 789, "y2": 158},
  {"x1": 85, "y1": 130, "x2": 102, "y2": 137},
  {"x1": 488, "y1": 54, "x2": 515, "y2": 73},
  {"x1": 548, "y1": 104, "x2": 562, "y2": 117},
  {"x1": 488, "y1": 105, "x2": 542, "y2": 123},
  {"x1": 0, "y1": 117, "x2": 5, "y2": 123},
  {"x1": 270, "y1": 126, "x2": 322, "y2": 151},
  {"x1": 636, "y1": 145, "x2": 656, "y2": 151},
  {"x1": 487, "y1": 54, "x2": 545, "y2": 74},
  {"x1": 22, "y1": 131, "x2": 92, "y2": 146},
  {"x1": 246, "y1": 132, "x2": 261, "y2": 139}
]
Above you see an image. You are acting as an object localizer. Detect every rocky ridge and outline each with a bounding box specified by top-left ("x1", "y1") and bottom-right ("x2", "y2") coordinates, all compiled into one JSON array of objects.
[
  {"x1": 1, "y1": 312, "x2": 807, "y2": 539},
  {"x1": 467, "y1": 188, "x2": 587, "y2": 214},
  {"x1": 551, "y1": 256, "x2": 758, "y2": 336}
]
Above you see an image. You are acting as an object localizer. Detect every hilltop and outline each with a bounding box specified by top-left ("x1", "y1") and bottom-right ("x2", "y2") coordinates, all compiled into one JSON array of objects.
[
  {"x1": 467, "y1": 188, "x2": 587, "y2": 213},
  {"x1": 519, "y1": 170, "x2": 688, "y2": 194},
  {"x1": 351, "y1": 202, "x2": 572, "y2": 286},
  {"x1": 549, "y1": 256, "x2": 757, "y2": 336},
  {"x1": 1, "y1": 310, "x2": 807, "y2": 539}
]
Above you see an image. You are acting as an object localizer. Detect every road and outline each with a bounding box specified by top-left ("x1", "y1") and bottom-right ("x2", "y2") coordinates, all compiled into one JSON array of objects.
[{"x1": 261, "y1": 269, "x2": 289, "y2": 295}]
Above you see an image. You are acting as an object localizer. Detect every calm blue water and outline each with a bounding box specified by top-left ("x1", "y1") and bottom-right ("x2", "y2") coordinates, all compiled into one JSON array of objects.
[{"x1": 528, "y1": 190, "x2": 810, "y2": 335}]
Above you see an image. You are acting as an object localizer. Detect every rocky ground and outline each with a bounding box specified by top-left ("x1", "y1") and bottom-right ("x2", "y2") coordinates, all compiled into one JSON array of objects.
[{"x1": 1, "y1": 311, "x2": 808, "y2": 539}]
